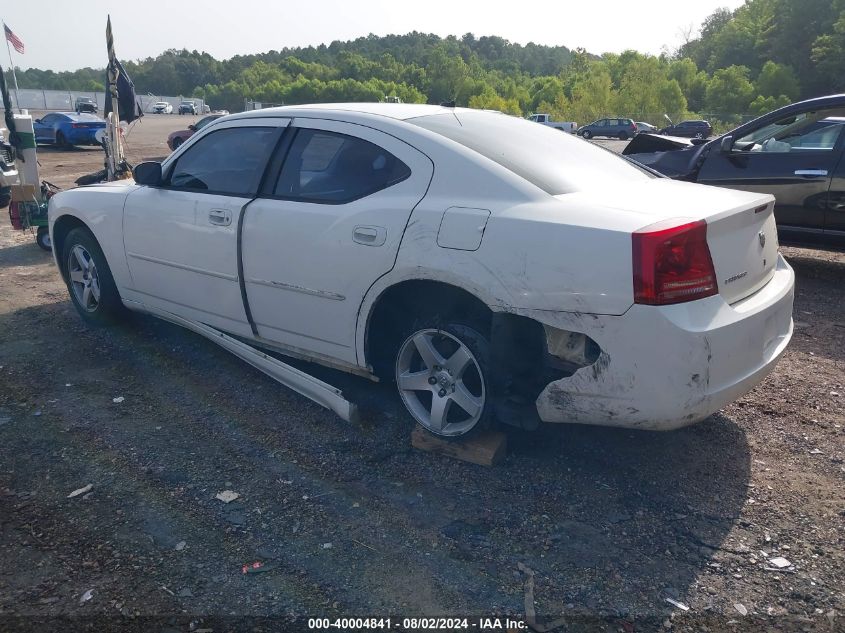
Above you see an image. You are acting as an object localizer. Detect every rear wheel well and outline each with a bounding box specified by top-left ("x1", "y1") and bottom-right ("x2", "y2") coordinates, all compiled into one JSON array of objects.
[
  {"x1": 52, "y1": 216, "x2": 91, "y2": 276},
  {"x1": 365, "y1": 280, "x2": 492, "y2": 379}
]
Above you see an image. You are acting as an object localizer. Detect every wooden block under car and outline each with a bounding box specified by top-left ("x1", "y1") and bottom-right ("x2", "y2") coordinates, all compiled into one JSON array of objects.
[
  {"x1": 10, "y1": 184, "x2": 38, "y2": 202},
  {"x1": 411, "y1": 426, "x2": 507, "y2": 466}
]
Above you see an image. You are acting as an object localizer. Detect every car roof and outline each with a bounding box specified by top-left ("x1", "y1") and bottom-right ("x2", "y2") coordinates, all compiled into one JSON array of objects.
[
  {"x1": 227, "y1": 102, "x2": 461, "y2": 123},
  {"x1": 57, "y1": 112, "x2": 102, "y2": 121}
]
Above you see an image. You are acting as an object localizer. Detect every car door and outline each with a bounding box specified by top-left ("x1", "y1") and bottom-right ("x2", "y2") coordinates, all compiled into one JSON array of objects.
[
  {"x1": 122, "y1": 118, "x2": 286, "y2": 336},
  {"x1": 697, "y1": 109, "x2": 845, "y2": 232},
  {"x1": 825, "y1": 146, "x2": 845, "y2": 236},
  {"x1": 241, "y1": 119, "x2": 434, "y2": 365},
  {"x1": 34, "y1": 114, "x2": 58, "y2": 143}
]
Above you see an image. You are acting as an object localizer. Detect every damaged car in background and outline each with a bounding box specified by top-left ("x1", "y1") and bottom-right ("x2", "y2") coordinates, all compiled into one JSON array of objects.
[
  {"x1": 624, "y1": 94, "x2": 845, "y2": 247},
  {"x1": 48, "y1": 104, "x2": 794, "y2": 438}
]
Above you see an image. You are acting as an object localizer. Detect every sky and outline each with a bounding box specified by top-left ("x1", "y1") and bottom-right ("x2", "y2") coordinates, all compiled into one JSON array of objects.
[{"x1": 1, "y1": 0, "x2": 746, "y2": 72}]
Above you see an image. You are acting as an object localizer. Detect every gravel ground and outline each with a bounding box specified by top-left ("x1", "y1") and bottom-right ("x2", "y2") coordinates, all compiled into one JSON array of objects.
[{"x1": 0, "y1": 116, "x2": 843, "y2": 632}]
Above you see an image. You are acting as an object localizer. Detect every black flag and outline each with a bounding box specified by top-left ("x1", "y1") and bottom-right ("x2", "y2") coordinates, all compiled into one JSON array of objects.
[
  {"x1": 103, "y1": 17, "x2": 142, "y2": 124},
  {"x1": 0, "y1": 66, "x2": 22, "y2": 161}
]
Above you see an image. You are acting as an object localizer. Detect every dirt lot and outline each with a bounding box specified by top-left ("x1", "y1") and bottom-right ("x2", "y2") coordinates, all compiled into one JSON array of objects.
[{"x1": 0, "y1": 116, "x2": 843, "y2": 632}]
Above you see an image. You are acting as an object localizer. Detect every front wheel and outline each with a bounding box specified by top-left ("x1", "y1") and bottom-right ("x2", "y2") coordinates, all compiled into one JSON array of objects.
[
  {"x1": 581, "y1": 130, "x2": 593, "y2": 139},
  {"x1": 694, "y1": 132, "x2": 705, "y2": 139},
  {"x1": 62, "y1": 228, "x2": 126, "y2": 326},
  {"x1": 395, "y1": 321, "x2": 491, "y2": 438},
  {"x1": 36, "y1": 226, "x2": 52, "y2": 251}
]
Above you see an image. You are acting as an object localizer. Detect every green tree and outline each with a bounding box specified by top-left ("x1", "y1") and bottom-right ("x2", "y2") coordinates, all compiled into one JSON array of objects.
[
  {"x1": 705, "y1": 65, "x2": 755, "y2": 117},
  {"x1": 755, "y1": 61, "x2": 799, "y2": 100}
]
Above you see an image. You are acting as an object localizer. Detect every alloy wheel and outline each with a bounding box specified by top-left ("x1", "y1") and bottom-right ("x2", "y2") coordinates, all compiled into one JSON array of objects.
[
  {"x1": 68, "y1": 244, "x2": 101, "y2": 312},
  {"x1": 396, "y1": 328, "x2": 486, "y2": 437}
]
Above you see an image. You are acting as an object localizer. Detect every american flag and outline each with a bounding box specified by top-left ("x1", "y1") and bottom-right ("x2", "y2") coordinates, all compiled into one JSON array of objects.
[{"x1": 4, "y1": 23, "x2": 24, "y2": 54}]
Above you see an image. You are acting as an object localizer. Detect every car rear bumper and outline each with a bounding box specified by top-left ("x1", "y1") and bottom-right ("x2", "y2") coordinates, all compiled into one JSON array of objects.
[
  {"x1": 66, "y1": 129, "x2": 104, "y2": 145},
  {"x1": 531, "y1": 254, "x2": 794, "y2": 430}
]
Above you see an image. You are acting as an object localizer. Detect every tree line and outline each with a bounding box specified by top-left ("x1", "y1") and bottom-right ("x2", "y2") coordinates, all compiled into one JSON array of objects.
[{"x1": 4, "y1": 1, "x2": 842, "y2": 125}]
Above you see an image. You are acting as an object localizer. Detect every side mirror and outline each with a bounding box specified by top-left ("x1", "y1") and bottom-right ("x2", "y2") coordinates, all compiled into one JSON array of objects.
[
  {"x1": 35, "y1": 118, "x2": 42, "y2": 123},
  {"x1": 188, "y1": 124, "x2": 196, "y2": 131},
  {"x1": 720, "y1": 135, "x2": 734, "y2": 153},
  {"x1": 133, "y1": 161, "x2": 163, "y2": 186}
]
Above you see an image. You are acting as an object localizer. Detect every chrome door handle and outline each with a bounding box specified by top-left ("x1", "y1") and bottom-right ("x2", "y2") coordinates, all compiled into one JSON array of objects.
[
  {"x1": 208, "y1": 208, "x2": 232, "y2": 226},
  {"x1": 794, "y1": 169, "x2": 828, "y2": 177},
  {"x1": 352, "y1": 225, "x2": 386, "y2": 246}
]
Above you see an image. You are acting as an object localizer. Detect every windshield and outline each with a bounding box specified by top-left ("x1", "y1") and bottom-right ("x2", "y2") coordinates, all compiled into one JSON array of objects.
[{"x1": 409, "y1": 110, "x2": 653, "y2": 194}]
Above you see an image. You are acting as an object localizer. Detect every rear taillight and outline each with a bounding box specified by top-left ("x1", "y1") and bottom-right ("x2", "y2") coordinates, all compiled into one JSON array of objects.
[
  {"x1": 72, "y1": 123, "x2": 82, "y2": 128},
  {"x1": 632, "y1": 219, "x2": 718, "y2": 305}
]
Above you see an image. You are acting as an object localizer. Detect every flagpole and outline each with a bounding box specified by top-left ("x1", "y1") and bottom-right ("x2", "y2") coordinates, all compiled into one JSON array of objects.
[{"x1": 3, "y1": 24, "x2": 21, "y2": 112}]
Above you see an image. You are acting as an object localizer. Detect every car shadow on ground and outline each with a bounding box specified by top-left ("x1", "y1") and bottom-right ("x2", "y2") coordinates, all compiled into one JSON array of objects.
[
  {"x1": 35, "y1": 145, "x2": 102, "y2": 153},
  {"x1": 0, "y1": 301, "x2": 752, "y2": 620},
  {"x1": 0, "y1": 240, "x2": 53, "y2": 268}
]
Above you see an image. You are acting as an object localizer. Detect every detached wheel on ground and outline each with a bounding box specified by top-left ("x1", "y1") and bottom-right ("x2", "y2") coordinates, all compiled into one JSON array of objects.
[
  {"x1": 35, "y1": 226, "x2": 52, "y2": 251},
  {"x1": 62, "y1": 227, "x2": 125, "y2": 325},
  {"x1": 395, "y1": 321, "x2": 492, "y2": 438}
]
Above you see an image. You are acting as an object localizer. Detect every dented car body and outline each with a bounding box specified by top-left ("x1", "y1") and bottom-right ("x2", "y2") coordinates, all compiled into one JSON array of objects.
[{"x1": 48, "y1": 104, "x2": 794, "y2": 437}]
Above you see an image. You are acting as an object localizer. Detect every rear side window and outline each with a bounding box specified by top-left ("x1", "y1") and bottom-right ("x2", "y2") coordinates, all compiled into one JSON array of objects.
[
  {"x1": 168, "y1": 127, "x2": 277, "y2": 196},
  {"x1": 410, "y1": 110, "x2": 653, "y2": 195},
  {"x1": 274, "y1": 129, "x2": 411, "y2": 203}
]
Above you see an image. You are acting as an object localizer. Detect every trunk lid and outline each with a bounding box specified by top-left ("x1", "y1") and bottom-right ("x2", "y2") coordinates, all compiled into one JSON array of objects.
[{"x1": 557, "y1": 178, "x2": 778, "y2": 305}]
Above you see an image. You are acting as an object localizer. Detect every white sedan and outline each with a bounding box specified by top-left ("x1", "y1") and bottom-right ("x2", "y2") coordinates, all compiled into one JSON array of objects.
[
  {"x1": 152, "y1": 102, "x2": 173, "y2": 114},
  {"x1": 48, "y1": 104, "x2": 795, "y2": 437}
]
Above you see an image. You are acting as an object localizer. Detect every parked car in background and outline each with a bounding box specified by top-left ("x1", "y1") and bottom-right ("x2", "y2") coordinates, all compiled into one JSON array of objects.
[
  {"x1": 526, "y1": 113, "x2": 578, "y2": 133},
  {"x1": 659, "y1": 119, "x2": 712, "y2": 139},
  {"x1": 49, "y1": 104, "x2": 793, "y2": 438},
  {"x1": 578, "y1": 118, "x2": 638, "y2": 140},
  {"x1": 179, "y1": 101, "x2": 198, "y2": 115},
  {"x1": 74, "y1": 97, "x2": 98, "y2": 114},
  {"x1": 202, "y1": 104, "x2": 211, "y2": 114},
  {"x1": 635, "y1": 121, "x2": 658, "y2": 134},
  {"x1": 152, "y1": 101, "x2": 173, "y2": 114},
  {"x1": 34, "y1": 112, "x2": 106, "y2": 147},
  {"x1": 166, "y1": 113, "x2": 224, "y2": 150},
  {"x1": 624, "y1": 94, "x2": 845, "y2": 246}
]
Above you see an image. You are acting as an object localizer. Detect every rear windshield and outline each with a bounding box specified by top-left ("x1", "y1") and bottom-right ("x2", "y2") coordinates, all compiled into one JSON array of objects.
[{"x1": 409, "y1": 111, "x2": 653, "y2": 195}]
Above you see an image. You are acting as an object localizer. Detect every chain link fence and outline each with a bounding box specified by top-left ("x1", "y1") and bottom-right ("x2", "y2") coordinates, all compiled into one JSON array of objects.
[{"x1": 0, "y1": 89, "x2": 205, "y2": 114}]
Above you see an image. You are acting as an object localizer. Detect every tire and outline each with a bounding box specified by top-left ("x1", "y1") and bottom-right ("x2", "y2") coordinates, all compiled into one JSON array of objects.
[
  {"x1": 0, "y1": 186, "x2": 10, "y2": 209},
  {"x1": 62, "y1": 227, "x2": 126, "y2": 326},
  {"x1": 56, "y1": 131, "x2": 70, "y2": 149},
  {"x1": 394, "y1": 319, "x2": 492, "y2": 438},
  {"x1": 36, "y1": 226, "x2": 52, "y2": 251},
  {"x1": 694, "y1": 132, "x2": 705, "y2": 139},
  {"x1": 581, "y1": 130, "x2": 593, "y2": 139},
  {"x1": 618, "y1": 131, "x2": 628, "y2": 140},
  {"x1": 171, "y1": 137, "x2": 183, "y2": 150}
]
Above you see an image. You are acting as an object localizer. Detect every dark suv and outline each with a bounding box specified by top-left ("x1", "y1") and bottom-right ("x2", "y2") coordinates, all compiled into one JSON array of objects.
[
  {"x1": 660, "y1": 120, "x2": 712, "y2": 139},
  {"x1": 179, "y1": 101, "x2": 198, "y2": 115},
  {"x1": 578, "y1": 118, "x2": 638, "y2": 140},
  {"x1": 74, "y1": 97, "x2": 98, "y2": 114}
]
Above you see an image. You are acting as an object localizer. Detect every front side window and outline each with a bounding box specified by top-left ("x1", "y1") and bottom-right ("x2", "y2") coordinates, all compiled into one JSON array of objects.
[
  {"x1": 168, "y1": 126, "x2": 277, "y2": 195},
  {"x1": 736, "y1": 109, "x2": 845, "y2": 153},
  {"x1": 274, "y1": 129, "x2": 411, "y2": 203}
]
